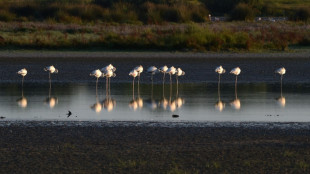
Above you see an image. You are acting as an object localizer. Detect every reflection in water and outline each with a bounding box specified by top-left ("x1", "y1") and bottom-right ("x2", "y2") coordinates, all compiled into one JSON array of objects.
[
  {"x1": 45, "y1": 97, "x2": 58, "y2": 108},
  {"x1": 230, "y1": 76, "x2": 241, "y2": 110},
  {"x1": 215, "y1": 100, "x2": 225, "y2": 112},
  {"x1": 215, "y1": 84, "x2": 225, "y2": 112},
  {"x1": 145, "y1": 99, "x2": 158, "y2": 110},
  {"x1": 17, "y1": 83, "x2": 27, "y2": 108},
  {"x1": 276, "y1": 96, "x2": 286, "y2": 108},
  {"x1": 160, "y1": 98, "x2": 169, "y2": 110},
  {"x1": 91, "y1": 102, "x2": 102, "y2": 113},
  {"x1": 45, "y1": 81, "x2": 58, "y2": 109},
  {"x1": 129, "y1": 76, "x2": 143, "y2": 111},
  {"x1": 230, "y1": 99, "x2": 241, "y2": 110},
  {"x1": 17, "y1": 96, "x2": 27, "y2": 108},
  {"x1": 102, "y1": 98, "x2": 116, "y2": 112}
]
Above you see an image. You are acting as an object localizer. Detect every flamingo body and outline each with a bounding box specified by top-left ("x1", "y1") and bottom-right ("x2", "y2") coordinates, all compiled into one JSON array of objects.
[
  {"x1": 159, "y1": 65, "x2": 168, "y2": 73},
  {"x1": 215, "y1": 65, "x2": 226, "y2": 74},
  {"x1": 176, "y1": 68, "x2": 185, "y2": 76},
  {"x1": 230, "y1": 67, "x2": 241, "y2": 76},
  {"x1": 129, "y1": 70, "x2": 138, "y2": 78},
  {"x1": 44, "y1": 65, "x2": 58, "y2": 73},
  {"x1": 90, "y1": 69, "x2": 102, "y2": 78},
  {"x1": 167, "y1": 66, "x2": 176, "y2": 75},
  {"x1": 101, "y1": 64, "x2": 116, "y2": 72},
  {"x1": 17, "y1": 68, "x2": 27, "y2": 77},
  {"x1": 147, "y1": 66, "x2": 158, "y2": 74},
  {"x1": 275, "y1": 67, "x2": 286, "y2": 75},
  {"x1": 134, "y1": 65, "x2": 144, "y2": 74}
]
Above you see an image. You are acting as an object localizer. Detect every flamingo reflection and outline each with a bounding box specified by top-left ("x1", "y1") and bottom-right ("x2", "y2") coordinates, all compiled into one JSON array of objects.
[
  {"x1": 44, "y1": 81, "x2": 58, "y2": 109},
  {"x1": 17, "y1": 96, "x2": 27, "y2": 108}
]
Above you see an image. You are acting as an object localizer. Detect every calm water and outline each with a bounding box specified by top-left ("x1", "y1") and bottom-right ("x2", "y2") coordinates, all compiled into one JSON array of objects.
[
  {"x1": 1, "y1": 57, "x2": 310, "y2": 122},
  {"x1": 1, "y1": 82, "x2": 310, "y2": 122}
]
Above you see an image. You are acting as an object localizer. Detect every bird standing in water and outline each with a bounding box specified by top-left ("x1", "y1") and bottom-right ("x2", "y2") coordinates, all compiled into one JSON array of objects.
[
  {"x1": 90, "y1": 69, "x2": 102, "y2": 96},
  {"x1": 17, "y1": 68, "x2": 27, "y2": 88}
]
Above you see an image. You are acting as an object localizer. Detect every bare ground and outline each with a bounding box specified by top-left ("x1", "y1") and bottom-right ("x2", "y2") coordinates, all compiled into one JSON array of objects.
[{"x1": 1, "y1": 124, "x2": 310, "y2": 173}]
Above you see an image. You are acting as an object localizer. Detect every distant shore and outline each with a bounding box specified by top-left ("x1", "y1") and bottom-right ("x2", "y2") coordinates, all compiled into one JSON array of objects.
[{"x1": 0, "y1": 50, "x2": 309, "y2": 59}]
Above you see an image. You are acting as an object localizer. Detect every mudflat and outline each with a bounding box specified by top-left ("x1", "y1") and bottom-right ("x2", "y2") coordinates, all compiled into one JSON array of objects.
[{"x1": 1, "y1": 122, "x2": 310, "y2": 173}]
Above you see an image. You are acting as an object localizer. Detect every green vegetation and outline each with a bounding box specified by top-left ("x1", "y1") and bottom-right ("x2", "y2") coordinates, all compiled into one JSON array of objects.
[
  {"x1": 0, "y1": 22, "x2": 308, "y2": 51},
  {"x1": 0, "y1": 0, "x2": 309, "y2": 23},
  {"x1": 0, "y1": 0, "x2": 309, "y2": 52}
]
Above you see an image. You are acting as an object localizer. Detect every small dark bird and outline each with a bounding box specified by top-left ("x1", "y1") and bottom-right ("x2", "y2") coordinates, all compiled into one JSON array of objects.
[
  {"x1": 172, "y1": 114, "x2": 179, "y2": 118},
  {"x1": 66, "y1": 111, "x2": 72, "y2": 118},
  {"x1": 0, "y1": 116, "x2": 5, "y2": 119}
]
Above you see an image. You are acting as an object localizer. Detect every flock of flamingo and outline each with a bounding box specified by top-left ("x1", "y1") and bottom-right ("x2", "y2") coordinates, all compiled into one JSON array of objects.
[{"x1": 15, "y1": 64, "x2": 286, "y2": 112}]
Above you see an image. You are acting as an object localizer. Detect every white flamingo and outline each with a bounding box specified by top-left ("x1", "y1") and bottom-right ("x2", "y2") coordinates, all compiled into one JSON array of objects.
[
  {"x1": 17, "y1": 68, "x2": 27, "y2": 88},
  {"x1": 147, "y1": 66, "x2": 158, "y2": 98},
  {"x1": 230, "y1": 67, "x2": 241, "y2": 99},
  {"x1": 175, "y1": 68, "x2": 185, "y2": 96},
  {"x1": 102, "y1": 69, "x2": 116, "y2": 97},
  {"x1": 44, "y1": 65, "x2": 58, "y2": 88},
  {"x1": 215, "y1": 66, "x2": 226, "y2": 112},
  {"x1": 90, "y1": 69, "x2": 102, "y2": 96},
  {"x1": 129, "y1": 69, "x2": 138, "y2": 100},
  {"x1": 134, "y1": 65, "x2": 143, "y2": 86},
  {"x1": 167, "y1": 66, "x2": 176, "y2": 84},
  {"x1": 230, "y1": 67, "x2": 241, "y2": 86},
  {"x1": 159, "y1": 65, "x2": 168, "y2": 84},
  {"x1": 147, "y1": 66, "x2": 158, "y2": 83},
  {"x1": 215, "y1": 65, "x2": 226, "y2": 81},
  {"x1": 275, "y1": 67, "x2": 286, "y2": 96},
  {"x1": 101, "y1": 64, "x2": 116, "y2": 73}
]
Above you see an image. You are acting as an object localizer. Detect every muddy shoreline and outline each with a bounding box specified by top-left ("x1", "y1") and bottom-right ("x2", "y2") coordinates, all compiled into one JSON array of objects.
[{"x1": 1, "y1": 122, "x2": 310, "y2": 173}]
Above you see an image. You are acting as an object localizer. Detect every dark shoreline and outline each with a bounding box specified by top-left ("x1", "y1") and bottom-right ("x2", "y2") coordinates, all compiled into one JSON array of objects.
[{"x1": 1, "y1": 122, "x2": 310, "y2": 173}]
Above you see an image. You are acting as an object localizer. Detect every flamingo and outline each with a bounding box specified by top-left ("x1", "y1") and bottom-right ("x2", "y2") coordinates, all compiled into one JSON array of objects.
[
  {"x1": 44, "y1": 65, "x2": 58, "y2": 89},
  {"x1": 101, "y1": 64, "x2": 116, "y2": 72},
  {"x1": 215, "y1": 65, "x2": 226, "y2": 82},
  {"x1": 134, "y1": 65, "x2": 143, "y2": 86},
  {"x1": 129, "y1": 69, "x2": 138, "y2": 100},
  {"x1": 102, "y1": 69, "x2": 116, "y2": 97},
  {"x1": 167, "y1": 66, "x2": 176, "y2": 84},
  {"x1": 175, "y1": 68, "x2": 185, "y2": 96},
  {"x1": 147, "y1": 66, "x2": 158, "y2": 83},
  {"x1": 230, "y1": 67, "x2": 241, "y2": 87},
  {"x1": 215, "y1": 65, "x2": 225, "y2": 93},
  {"x1": 159, "y1": 65, "x2": 168, "y2": 84},
  {"x1": 17, "y1": 68, "x2": 27, "y2": 88},
  {"x1": 147, "y1": 66, "x2": 158, "y2": 98},
  {"x1": 90, "y1": 69, "x2": 102, "y2": 96},
  {"x1": 275, "y1": 67, "x2": 286, "y2": 96}
]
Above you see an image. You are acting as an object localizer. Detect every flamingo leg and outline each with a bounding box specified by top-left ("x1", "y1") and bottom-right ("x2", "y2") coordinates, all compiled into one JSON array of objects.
[
  {"x1": 176, "y1": 76, "x2": 179, "y2": 97},
  {"x1": 235, "y1": 76, "x2": 238, "y2": 99},
  {"x1": 22, "y1": 76, "x2": 24, "y2": 89},
  {"x1": 96, "y1": 77, "x2": 98, "y2": 97},
  {"x1": 21, "y1": 76, "x2": 24, "y2": 97},
  {"x1": 133, "y1": 77, "x2": 135, "y2": 100},
  {"x1": 218, "y1": 74, "x2": 221, "y2": 101},
  {"x1": 163, "y1": 73, "x2": 165, "y2": 85},
  {"x1": 280, "y1": 75, "x2": 283, "y2": 97},
  {"x1": 106, "y1": 77, "x2": 108, "y2": 97},
  {"x1": 108, "y1": 77, "x2": 111, "y2": 97},
  {"x1": 49, "y1": 72, "x2": 51, "y2": 90}
]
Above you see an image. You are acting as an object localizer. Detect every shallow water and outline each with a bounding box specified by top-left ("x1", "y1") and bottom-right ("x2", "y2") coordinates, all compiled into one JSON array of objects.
[
  {"x1": 0, "y1": 82, "x2": 310, "y2": 122},
  {"x1": 1, "y1": 57, "x2": 310, "y2": 122}
]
